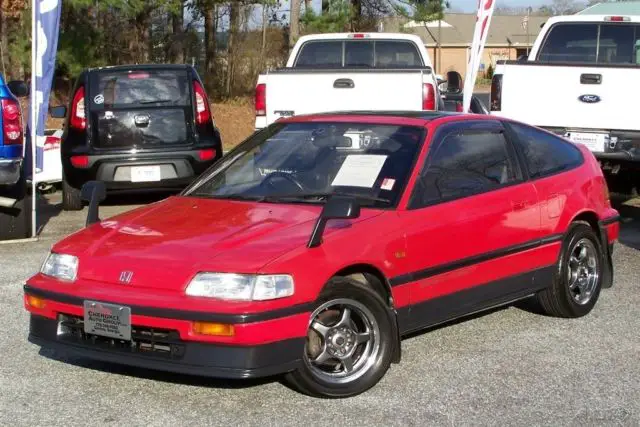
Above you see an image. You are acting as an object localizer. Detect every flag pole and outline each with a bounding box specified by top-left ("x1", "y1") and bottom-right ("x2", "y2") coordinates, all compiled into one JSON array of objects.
[{"x1": 30, "y1": 0, "x2": 37, "y2": 237}]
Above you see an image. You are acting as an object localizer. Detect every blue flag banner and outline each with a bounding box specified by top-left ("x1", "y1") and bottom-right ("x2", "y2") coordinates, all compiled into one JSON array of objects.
[{"x1": 26, "y1": 0, "x2": 61, "y2": 177}]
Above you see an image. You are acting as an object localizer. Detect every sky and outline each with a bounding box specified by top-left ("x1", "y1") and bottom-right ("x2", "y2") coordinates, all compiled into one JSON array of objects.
[{"x1": 296, "y1": 0, "x2": 555, "y2": 14}]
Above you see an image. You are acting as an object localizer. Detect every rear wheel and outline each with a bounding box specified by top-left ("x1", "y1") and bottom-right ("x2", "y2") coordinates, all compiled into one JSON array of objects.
[
  {"x1": 536, "y1": 222, "x2": 604, "y2": 318},
  {"x1": 62, "y1": 174, "x2": 83, "y2": 211},
  {"x1": 285, "y1": 278, "x2": 394, "y2": 398}
]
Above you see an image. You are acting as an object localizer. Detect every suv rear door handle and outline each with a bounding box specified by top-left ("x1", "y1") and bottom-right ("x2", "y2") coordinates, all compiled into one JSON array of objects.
[
  {"x1": 333, "y1": 78, "x2": 354, "y2": 89},
  {"x1": 580, "y1": 73, "x2": 602, "y2": 84}
]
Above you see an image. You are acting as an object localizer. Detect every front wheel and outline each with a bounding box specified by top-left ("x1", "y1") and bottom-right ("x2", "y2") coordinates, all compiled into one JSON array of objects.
[{"x1": 285, "y1": 278, "x2": 395, "y2": 398}]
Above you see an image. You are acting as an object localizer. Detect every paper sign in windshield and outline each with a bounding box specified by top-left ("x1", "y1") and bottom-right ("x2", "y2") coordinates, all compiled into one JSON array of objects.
[{"x1": 331, "y1": 155, "x2": 387, "y2": 188}]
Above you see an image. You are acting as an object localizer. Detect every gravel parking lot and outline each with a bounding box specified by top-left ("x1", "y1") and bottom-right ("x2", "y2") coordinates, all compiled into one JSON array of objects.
[{"x1": 1, "y1": 191, "x2": 639, "y2": 426}]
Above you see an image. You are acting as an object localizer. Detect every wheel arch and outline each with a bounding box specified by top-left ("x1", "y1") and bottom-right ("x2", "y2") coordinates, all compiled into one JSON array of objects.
[{"x1": 330, "y1": 263, "x2": 402, "y2": 363}]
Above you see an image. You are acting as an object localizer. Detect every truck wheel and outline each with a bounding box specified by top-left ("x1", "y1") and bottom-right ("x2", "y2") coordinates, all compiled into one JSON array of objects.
[
  {"x1": 62, "y1": 175, "x2": 83, "y2": 211},
  {"x1": 0, "y1": 178, "x2": 31, "y2": 240},
  {"x1": 284, "y1": 278, "x2": 395, "y2": 398}
]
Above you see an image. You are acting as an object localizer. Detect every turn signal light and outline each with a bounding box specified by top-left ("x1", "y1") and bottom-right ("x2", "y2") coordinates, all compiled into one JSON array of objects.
[
  {"x1": 26, "y1": 295, "x2": 46, "y2": 309},
  {"x1": 193, "y1": 322, "x2": 235, "y2": 337}
]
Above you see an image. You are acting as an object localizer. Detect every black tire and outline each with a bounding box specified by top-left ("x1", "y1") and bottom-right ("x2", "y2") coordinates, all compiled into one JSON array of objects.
[
  {"x1": 536, "y1": 221, "x2": 604, "y2": 318},
  {"x1": 62, "y1": 174, "x2": 83, "y2": 211},
  {"x1": 285, "y1": 277, "x2": 395, "y2": 398},
  {"x1": 0, "y1": 177, "x2": 31, "y2": 241}
]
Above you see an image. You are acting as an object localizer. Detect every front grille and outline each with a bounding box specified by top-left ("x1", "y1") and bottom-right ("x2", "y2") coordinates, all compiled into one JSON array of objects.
[{"x1": 57, "y1": 314, "x2": 186, "y2": 359}]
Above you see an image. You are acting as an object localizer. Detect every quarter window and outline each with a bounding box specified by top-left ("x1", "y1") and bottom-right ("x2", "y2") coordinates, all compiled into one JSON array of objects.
[
  {"x1": 508, "y1": 123, "x2": 583, "y2": 179},
  {"x1": 413, "y1": 130, "x2": 518, "y2": 206}
]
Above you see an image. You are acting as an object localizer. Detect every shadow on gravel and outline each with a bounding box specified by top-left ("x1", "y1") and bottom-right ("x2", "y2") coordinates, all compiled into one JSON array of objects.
[
  {"x1": 37, "y1": 347, "x2": 280, "y2": 390},
  {"x1": 611, "y1": 194, "x2": 640, "y2": 251}
]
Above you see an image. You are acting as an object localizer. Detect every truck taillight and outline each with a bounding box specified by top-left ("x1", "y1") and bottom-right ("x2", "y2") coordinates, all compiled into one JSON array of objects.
[
  {"x1": 422, "y1": 83, "x2": 435, "y2": 110},
  {"x1": 193, "y1": 80, "x2": 212, "y2": 125},
  {"x1": 70, "y1": 86, "x2": 86, "y2": 130},
  {"x1": 255, "y1": 83, "x2": 266, "y2": 116},
  {"x1": 490, "y1": 74, "x2": 502, "y2": 111},
  {"x1": 1, "y1": 98, "x2": 23, "y2": 145}
]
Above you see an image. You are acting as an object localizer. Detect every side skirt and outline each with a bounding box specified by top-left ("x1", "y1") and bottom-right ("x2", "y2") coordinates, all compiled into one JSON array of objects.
[{"x1": 396, "y1": 266, "x2": 554, "y2": 336}]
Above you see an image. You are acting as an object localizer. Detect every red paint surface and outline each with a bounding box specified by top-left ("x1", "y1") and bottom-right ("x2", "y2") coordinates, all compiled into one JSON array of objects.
[{"x1": 24, "y1": 113, "x2": 619, "y2": 346}]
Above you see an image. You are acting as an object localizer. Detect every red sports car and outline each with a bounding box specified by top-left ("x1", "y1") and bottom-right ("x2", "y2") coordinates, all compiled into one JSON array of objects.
[{"x1": 24, "y1": 112, "x2": 620, "y2": 398}]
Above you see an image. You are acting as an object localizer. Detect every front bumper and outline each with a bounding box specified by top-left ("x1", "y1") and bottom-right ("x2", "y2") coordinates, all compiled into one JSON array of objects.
[
  {"x1": 28, "y1": 315, "x2": 304, "y2": 379},
  {"x1": 24, "y1": 283, "x2": 310, "y2": 379},
  {"x1": 0, "y1": 158, "x2": 21, "y2": 186}
]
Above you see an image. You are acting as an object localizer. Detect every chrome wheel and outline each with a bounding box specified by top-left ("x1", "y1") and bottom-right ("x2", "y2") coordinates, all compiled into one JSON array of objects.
[
  {"x1": 304, "y1": 298, "x2": 380, "y2": 384},
  {"x1": 567, "y1": 238, "x2": 600, "y2": 305}
]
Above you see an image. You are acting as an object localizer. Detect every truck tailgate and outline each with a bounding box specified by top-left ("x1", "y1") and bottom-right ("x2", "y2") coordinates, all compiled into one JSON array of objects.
[
  {"x1": 497, "y1": 63, "x2": 640, "y2": 132},
  {"x1": 263, "y1": 69, "x2": 427, "y2": 124}
]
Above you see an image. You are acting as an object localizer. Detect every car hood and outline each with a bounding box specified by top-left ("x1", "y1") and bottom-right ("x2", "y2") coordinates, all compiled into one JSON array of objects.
[{"x1": 54, "y1": 196, "x2": 383, "y2": 291}]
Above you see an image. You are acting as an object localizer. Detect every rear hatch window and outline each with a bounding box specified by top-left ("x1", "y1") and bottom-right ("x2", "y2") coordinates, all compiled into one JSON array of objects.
[{"x1": 88, "y1": 69, "x2": 192, "y2": 149}]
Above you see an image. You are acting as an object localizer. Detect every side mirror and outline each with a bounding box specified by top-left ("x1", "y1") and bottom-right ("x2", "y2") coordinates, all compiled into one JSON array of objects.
[
  {"x1": 81, "y1": 181, "x2": 107, "y2": 226},
  {"x1": 50, "y1": 106, "x2": 67, "y2": 118},
  {"x1": 307, "y1": 195, "x2": 360, "y2": 248},
  {"x1": 7, "y1": 80, "x2": 29, "y2": 98},
  {"x1": 445, "y1": 71, "x2": 463, "y2": 93}
]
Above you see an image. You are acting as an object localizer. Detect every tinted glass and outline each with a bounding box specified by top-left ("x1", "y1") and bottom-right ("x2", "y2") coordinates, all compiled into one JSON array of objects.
[
  {"x1": 538, "y1": 23, "x2": 640, "y2": 64},
  {"x1": 345, "y1": 41, "x2": 374, "y2": 67},
  {"x1": 294, "y1": 40, "x2": 424, "y2": 68},
  {"x1": 509, "y1": 123, "x2": 583, "y2": 179},
  {"x1": 598, "y1": 24, "x2": 640, "y2": 64},
  {"x1": 294, "y1": 41, "x2": 343, "y2": 67},
  {"x1": 538, "y1": 23, "x2": 598, "y2": 62},
  {"x1": 188, "y1": 122, "x2": 425, "y2": 208},
  {"x1": 89, "y1": 69, "x2": 190, "y2": 108},
  {"x1": 375, "y1": 41, "x2": 423, "y2": 66},
  {"x1": 414, "y1": 131, "x2": 517, "y2": 205}
]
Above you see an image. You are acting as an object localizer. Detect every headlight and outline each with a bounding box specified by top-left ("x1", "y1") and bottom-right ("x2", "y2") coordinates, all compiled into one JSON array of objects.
[
  {"x1": 185, "y1": 273, "x2": 294, "y2": 301},
  {"x1": 41, "y1": 252, "x2": 79, "y2": 282}
]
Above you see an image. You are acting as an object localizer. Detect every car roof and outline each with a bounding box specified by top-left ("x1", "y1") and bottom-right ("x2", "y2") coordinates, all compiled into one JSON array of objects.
[
  {"x1": 279, "y1": 111, "x2": 492, "y2": 126},
  {"x1": 85, "y1": 64, "x2": 193, "y2": 73}
]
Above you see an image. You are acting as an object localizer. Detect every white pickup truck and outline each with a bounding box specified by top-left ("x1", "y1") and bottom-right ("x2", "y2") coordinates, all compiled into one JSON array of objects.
[
  {"x1": 491, "y1": 14, "x2": 640, "y2": 192},
  {"x1": 254, "y1": 33, "x2": 448, "y2": 130}
]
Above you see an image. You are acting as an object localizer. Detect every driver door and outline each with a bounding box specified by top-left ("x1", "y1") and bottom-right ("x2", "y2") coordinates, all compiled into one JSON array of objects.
[{"x1": 396, "y1": 120, "x2": 544, "y2": 332}]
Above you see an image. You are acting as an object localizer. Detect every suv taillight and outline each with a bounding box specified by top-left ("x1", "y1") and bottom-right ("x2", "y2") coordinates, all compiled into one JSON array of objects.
[
  {"x1": 422, "y1": 83, "x2": 435, "y2": 110},
  {"x1": 70, "y1": 86, "x2": 86, "y2": 129},
  {"x1": 1, "y1": 98, "x2": 23, "y2": 144},
  {"x1": 255, "y1": 83, "x2": 266, "y2": 116},
  {"x1": 193, "y1": 80, "x2": 212, "y2": 125},
  {"x1": 490, "y1": 74, "x2": 502, "y2": 111}
]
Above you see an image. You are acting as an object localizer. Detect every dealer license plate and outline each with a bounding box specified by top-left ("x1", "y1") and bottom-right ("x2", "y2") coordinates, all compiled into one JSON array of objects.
[
  {"x1": 565, "y1": 132, "x2": 608, "y2": 153},
  {"x1": 83, "y1": 300, "x2": 132, "y2": 341},
  {"x1": 131, "y1": 165, "x2": 161, "y2": 182}
]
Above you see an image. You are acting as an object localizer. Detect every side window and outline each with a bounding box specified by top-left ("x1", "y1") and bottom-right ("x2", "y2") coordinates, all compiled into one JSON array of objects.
[
  {"x1": 413, "y1": 130, "x2": 519, "y2": 206},
  {"x1": 508, "y1": 123, "x2": 583, "y2": 179}
]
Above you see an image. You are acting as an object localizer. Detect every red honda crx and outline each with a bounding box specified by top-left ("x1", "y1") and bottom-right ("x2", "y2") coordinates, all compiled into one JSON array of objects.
[{"x1": 24, "y1": 112, "x2": 620, "y2": 398}]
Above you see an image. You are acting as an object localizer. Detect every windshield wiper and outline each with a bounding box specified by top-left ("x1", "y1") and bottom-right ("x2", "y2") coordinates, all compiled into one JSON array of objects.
[
  {"x1": 258, "y1": 192, "x2": 391, "y2": 205},
  {"x1": 139, "y1": 99, "x2": 174, "y2": 104}
]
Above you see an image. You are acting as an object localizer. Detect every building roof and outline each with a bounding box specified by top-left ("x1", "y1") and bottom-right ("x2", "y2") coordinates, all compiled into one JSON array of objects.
[
  {"x1": 383, "y1": 13, "x2": 549, "y2": 47},
  {"x1": 576, "y1": 1, "x2": 640, "y2": 15}
]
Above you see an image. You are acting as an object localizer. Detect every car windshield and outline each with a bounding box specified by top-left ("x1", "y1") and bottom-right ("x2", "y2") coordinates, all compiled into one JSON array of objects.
[{"x1": 185, "y1": 122, "x2": 426, "y2": 208}]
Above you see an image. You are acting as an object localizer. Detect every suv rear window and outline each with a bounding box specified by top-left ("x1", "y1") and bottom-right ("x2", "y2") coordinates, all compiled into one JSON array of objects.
[
  {"x1": 538, "y1": 23, "x2": 640, "y2": 64},
  {"x1": 89, "y1": 69, "x2": 191, "y2": 108},
  {"x1": 294, "y1": 40, "x2": 424, "y2": 68}
]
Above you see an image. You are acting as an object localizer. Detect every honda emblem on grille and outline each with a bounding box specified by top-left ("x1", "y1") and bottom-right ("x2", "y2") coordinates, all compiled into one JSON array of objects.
[{"x1": 119, "y1": 271, "x2": 134, "y2": 284}]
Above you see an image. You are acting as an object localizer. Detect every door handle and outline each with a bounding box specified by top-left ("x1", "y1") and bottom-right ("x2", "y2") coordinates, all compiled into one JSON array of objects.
[
  {"x1": 333, "y1": 78, "x2": 355, "y2": 89},
  {"x1": 580, "y1": 73, "x2": 601, "y2": 84}
]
